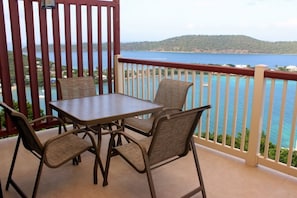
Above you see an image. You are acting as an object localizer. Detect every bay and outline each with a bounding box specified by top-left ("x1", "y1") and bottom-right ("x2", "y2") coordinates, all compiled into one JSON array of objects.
[
  {"x1": 121, "y1": 51, "x2": 297, "y2": 68},
  {"x1": 39, "y1": 50, "x2": 297, "y2": 69}
]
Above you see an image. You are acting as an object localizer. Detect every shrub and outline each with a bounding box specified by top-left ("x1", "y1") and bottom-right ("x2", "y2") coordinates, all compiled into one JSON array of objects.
[
  {"x1": 200, "y1": 129, "x2": 297, "y2": 167},
  {"x1": 0, "y1": 100, "x2": 44, "y2": 127}
]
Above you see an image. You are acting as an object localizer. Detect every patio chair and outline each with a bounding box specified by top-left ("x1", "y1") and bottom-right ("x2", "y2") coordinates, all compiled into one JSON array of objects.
[
  {"x1": 0, "y1": 102, "x2": 103, "y2": 198},
  {"x1": 124, "y1": 78, "x2": 193, "y2": 136},
  {"x1": 57, "y1": 76, "x2": 96, "y2": 128},
  {"x1": 57, "y1": 76, "x2": 116, "y2": 132},
  {"x1": 104, "y1": 105, "x2": 211, "y2": 198},
  {"x1": 57, "y1": 76, "x2": 97, "y2": 100}
]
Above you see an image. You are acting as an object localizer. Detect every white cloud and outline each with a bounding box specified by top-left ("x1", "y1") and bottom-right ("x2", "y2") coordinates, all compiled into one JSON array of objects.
[{"x1": 275, "y1": 18, "x2": 297, "y2": 28}]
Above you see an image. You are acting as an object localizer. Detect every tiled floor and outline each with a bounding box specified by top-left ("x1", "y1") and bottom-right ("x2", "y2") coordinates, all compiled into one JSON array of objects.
[{"x1": 1, "y1": 128, "x2": 297, "y2": 198}]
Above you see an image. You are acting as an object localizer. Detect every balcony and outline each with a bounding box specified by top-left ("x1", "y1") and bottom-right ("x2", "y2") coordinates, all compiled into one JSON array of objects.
[
  {"x1": 1, "y1": 128, "x2": 297, "y2": 198},
  {"x1": 1, "y1": 0, "x2": 297, "y2": 197}
]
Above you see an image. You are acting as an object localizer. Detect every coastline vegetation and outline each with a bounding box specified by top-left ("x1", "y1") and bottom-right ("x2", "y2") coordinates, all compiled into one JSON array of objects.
[
  {"x1": 6, "y1": 52, "x2": 109, "y2": 86},
  {"x1": 201, "y1": 129, "x2": 297, "y2": 167},
  {"x1": 0, "y1": 100, "x2": 44, "y2": 128}
]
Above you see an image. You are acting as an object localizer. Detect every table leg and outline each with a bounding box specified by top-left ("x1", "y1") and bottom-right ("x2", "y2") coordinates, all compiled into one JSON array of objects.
[
  {"x1": 103, "y1": 120, "x2": 125, "y2": 186},
  {"x1": 97, "y1": 125, "x2": 105, "y2": 177},
  {"x1": 0, "y1": 179, "x2": 3, "y2": 198},
  {"x1": 87, "y1": 125, "x2": 105, "y2": 181},
  {"x1": 103, "y1": 131, "x2": 116, "y2": 186}
]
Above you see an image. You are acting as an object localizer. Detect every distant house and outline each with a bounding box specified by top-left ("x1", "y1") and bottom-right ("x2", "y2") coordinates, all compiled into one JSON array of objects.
[
  {"x1": 286, "y1": 65, "x2": 297, "y2": 72},
  {"x1": 50, "y1": 78, "x2": 56, "y2": 84},
  {"x1": 235, "y1": 64, "x2": 248, "y2": 68}
]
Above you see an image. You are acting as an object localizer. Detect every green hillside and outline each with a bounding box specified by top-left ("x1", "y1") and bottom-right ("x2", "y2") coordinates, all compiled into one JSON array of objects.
[
  {"x1": 37, "y1": 35, "x2": 297, "y2": 54},
  {"x1": 120, "y1": 35, "x2": 297, "y2": 54}
]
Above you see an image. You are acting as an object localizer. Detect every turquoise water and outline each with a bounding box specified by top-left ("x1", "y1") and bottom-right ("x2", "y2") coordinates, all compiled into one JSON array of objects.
[
  {"x1": 188, "y1": 75, "x2": 297, "y2": 148},
  {"x1": 124, "y1": 74, "x2": 297, "y2": 148}
]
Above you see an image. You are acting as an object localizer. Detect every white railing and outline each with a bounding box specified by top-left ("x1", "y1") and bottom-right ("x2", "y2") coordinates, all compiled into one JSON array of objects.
[
  {"x1": 115, "y1": 56, "x2": 297, "y2": 177},
  {"x1": 258, "y1": 73, "x2": 297, "y2": 176}
]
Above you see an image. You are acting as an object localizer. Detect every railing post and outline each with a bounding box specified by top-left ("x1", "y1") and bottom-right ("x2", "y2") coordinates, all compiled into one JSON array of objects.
[
  {"x1": 114, "y1": 55, "x2": 124, "y2": 94},
  {"x1": 246, "y1": 64, "x2": 267, "y2": 166}
]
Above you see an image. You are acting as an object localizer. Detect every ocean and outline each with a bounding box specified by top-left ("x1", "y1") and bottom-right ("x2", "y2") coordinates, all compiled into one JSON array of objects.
[{"x1": 120, "y1": 51, "x2": 297, "y2": 68}]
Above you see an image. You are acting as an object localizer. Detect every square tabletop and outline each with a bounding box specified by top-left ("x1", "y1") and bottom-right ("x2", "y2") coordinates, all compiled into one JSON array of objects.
[{"x1": 49, "y1": 93, "x2": 163, "y2": 126}]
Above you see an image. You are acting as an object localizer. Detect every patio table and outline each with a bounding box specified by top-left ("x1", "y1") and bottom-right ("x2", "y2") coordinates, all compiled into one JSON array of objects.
[{"x1": 49, "y1": 93, "x2": 163, "y2": 158}]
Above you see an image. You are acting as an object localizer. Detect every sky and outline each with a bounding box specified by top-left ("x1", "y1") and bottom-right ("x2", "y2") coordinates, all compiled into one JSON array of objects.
[
  {"x1": 2, "y1": 0, "x2": 297, "y2": 45},
  {"x1": 120, "y1": 0, "x2": 297, "y2": 42}
]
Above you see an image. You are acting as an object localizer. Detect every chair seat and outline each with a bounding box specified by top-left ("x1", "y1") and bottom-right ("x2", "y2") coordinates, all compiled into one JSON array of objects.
[
  {"x1": 115, "y1": 137, "x2": 152, "y2": 172},
  {"x1": 45, "y1": 134, "x2": 92, "y2": 168},
  {"x1": 124, "y1": 117, "x2": 154, "y2": 135}
]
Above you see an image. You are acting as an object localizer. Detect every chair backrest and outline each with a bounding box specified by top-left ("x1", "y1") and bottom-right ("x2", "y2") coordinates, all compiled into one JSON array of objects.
[
  {"x1": 57, "y1": 76, "x2": 96, "y2": 100},
  {"x1": 0, "y1": 102, "x2": 43, "y2": 155},
  {"x1": 153, "y1": 79, "x2": 193, "y2": 109},
  {"x1": 148, "y1": 105, "x2": 210, "y2": 165}
]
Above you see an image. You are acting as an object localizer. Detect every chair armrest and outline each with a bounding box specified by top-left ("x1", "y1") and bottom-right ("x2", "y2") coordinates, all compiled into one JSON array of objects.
[
  {"x1": 115, "y1": 131, "x2": 138, "y2": 143},
  {"x1": 152, "y1": 107, "x2": 181, "y2": 119},
  {"x1": 113, "y1": 131, "x2": 148, "y2": 153},
  {"x1": 43, "y1": 128, "x2": 89, "y2": 148},
  {"x1": 30, "y1": 115, "x2": 66, "y2": 133},
  {"x1": 151, "y1": 107, "x2": 182, "y2": 131},
  {"x1": 159, "y1": 107, "x2": 181, "y2": 116},
  {"x1": 29, "y1": 115, "x2": 65, "y2": 125}
]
